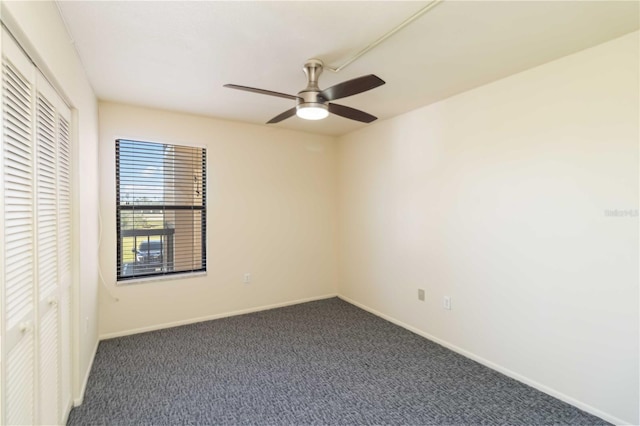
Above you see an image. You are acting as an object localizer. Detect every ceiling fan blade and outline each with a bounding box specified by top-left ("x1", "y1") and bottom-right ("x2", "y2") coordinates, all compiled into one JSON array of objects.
[
  {"x1": 319, "y1": 75, "x2": 385, "y2": 101},
  {"x1": 267, "y1": 107, "x2": 297, "y2": 124},
  {"x1": 328, "y1": 103, "x2": 377, "y2": 123},
  {"x1": 224, "y1": 84, "x2": 299, "y2": 101}
]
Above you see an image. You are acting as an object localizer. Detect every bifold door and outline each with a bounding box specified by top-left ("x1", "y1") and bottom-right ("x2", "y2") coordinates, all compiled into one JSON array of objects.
[{"x1": 1, "y1": 28, "x2": 73, "y2": 425}]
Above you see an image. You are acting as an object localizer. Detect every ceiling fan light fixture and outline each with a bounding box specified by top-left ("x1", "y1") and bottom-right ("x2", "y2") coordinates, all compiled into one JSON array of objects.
[{"x1": 296, "y1": 103, "x2": 329, "y2": 120}]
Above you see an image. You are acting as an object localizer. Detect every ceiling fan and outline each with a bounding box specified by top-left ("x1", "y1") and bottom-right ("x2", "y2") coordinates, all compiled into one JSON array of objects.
[{"x1": 224, "y1": 59, "x2": 385, "y2": 124}]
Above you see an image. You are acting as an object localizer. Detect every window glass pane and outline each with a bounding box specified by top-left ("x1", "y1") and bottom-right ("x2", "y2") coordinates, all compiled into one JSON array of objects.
[{"x1": 116, "y1": 139, "x2": 206, "y2": 281}]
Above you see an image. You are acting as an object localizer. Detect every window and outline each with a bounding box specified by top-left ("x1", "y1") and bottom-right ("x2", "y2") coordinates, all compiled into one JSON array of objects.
[{"x1": 116, "y1": 139, "x2": 206, "y2": 281}]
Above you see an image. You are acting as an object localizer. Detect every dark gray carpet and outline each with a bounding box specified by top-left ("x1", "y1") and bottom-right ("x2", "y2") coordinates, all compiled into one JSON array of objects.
[{"x1": 68, "y1": 297, "x2": 608, "y2": 425}]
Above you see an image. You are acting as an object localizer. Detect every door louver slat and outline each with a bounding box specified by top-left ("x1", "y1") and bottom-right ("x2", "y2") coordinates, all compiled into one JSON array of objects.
[{"x1": 3, "y1": 60, "x2": 34, "y2": 331}]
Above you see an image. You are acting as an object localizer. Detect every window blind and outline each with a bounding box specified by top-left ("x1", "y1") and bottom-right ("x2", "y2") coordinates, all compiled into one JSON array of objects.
[{"x1": 116, "y1": 139, "x2": 207, "y2": 281}]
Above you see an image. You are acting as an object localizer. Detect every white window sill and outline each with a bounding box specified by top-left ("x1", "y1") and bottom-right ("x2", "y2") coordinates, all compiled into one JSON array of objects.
[{"x1": 116, "y1": 271, "x2": 207, "y2": 286}]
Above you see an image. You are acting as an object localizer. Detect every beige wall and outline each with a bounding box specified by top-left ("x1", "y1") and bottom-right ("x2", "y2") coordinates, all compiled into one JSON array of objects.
[
  {"x1": 1, "y1": 0, "x2": 100, "y2": 404},
  {"x1": 337, "y1": 31, "x2": 639, "y2": 424},
  {"x1": 98, "y1": 102, "x2": 338, "y2": 336}
]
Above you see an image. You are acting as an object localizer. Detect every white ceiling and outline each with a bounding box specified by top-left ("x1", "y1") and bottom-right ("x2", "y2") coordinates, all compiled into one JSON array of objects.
[{"x1": 56, "y1": 1, "x2": 639, "y2": 137}]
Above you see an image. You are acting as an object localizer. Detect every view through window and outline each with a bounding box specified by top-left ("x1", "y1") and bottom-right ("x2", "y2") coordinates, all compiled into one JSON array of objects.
[{"x1": 116, "y1": 139, "x2": 206, "y2": 281}]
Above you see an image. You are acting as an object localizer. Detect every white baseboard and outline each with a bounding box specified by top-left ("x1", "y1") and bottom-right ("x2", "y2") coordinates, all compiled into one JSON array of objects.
[
  {"x1": 61, "y1": 398, "x2": 73, "y2": 424},
  {"x1": 99, "y1": 293, "x2": 338, "y2": 340},
  {"x1": 73, "y1": 338, "x2": 100, "y2": 407},
  {"x1": 338, "y1": 294, "x2": 629, "y2": 426}
]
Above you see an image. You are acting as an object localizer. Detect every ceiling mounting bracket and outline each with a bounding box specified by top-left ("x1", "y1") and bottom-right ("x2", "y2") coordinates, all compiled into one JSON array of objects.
[{"x1": 324, "y1": 0, "x2": 443, "y2": 73}]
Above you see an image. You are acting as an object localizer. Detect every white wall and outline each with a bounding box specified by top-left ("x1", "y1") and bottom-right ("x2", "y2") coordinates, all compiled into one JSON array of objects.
[
  {"x1": 98, "y1": 102, "x2": 338, "y2": 337},
  {"x1": 337, "y1": 31, "x2": 639, "y2": 424},
  {"x1": 1, "y1": 0, "x2": 100, "y2": 404}
]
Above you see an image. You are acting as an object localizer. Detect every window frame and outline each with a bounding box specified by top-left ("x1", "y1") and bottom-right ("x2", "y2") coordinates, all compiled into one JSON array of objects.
[{"x1": 115, "y1": 138, "x2": 207, "y2": 282}]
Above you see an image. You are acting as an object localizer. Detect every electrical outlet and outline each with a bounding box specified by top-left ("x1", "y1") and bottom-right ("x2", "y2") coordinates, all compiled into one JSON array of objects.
[
  {"x1": 243, "y1": 273, "x2": 251, "y2": 284},
  {"x1": 443, "y1": 296, "x2": 451, "y2": 310},
  {"x1": 418, "y1": 288, "x2": 425, "y2": 301}
]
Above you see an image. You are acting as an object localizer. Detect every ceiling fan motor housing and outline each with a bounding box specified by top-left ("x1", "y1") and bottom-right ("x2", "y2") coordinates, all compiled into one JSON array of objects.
[
  {"x1": 297, "y1": 59, "x2": 328, "y2": 113},
  {"x1": 296, "y1": 95, "x2": 327, "y2": 113}
]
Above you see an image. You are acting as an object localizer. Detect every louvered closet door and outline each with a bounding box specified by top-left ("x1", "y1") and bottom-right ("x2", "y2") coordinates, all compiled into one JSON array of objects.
[
  {"x1": 36, "y1": 74, "x2": 73, "y2": 424},
  {"x1": 36, "y1": 73, "x2": 70, "y2": 425},
  {"x1": 1, "y1": 30, "x2": 37, "y2": 426},
  {"x1": 57, "y1": 104, "x2": 72, "y2": 422},
  {"x1": 1, "y1": 29, "x2": 74, "y2": 425},
  {"x1": 36, "y1": 88, "x2": 58, "y2": 424}
]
